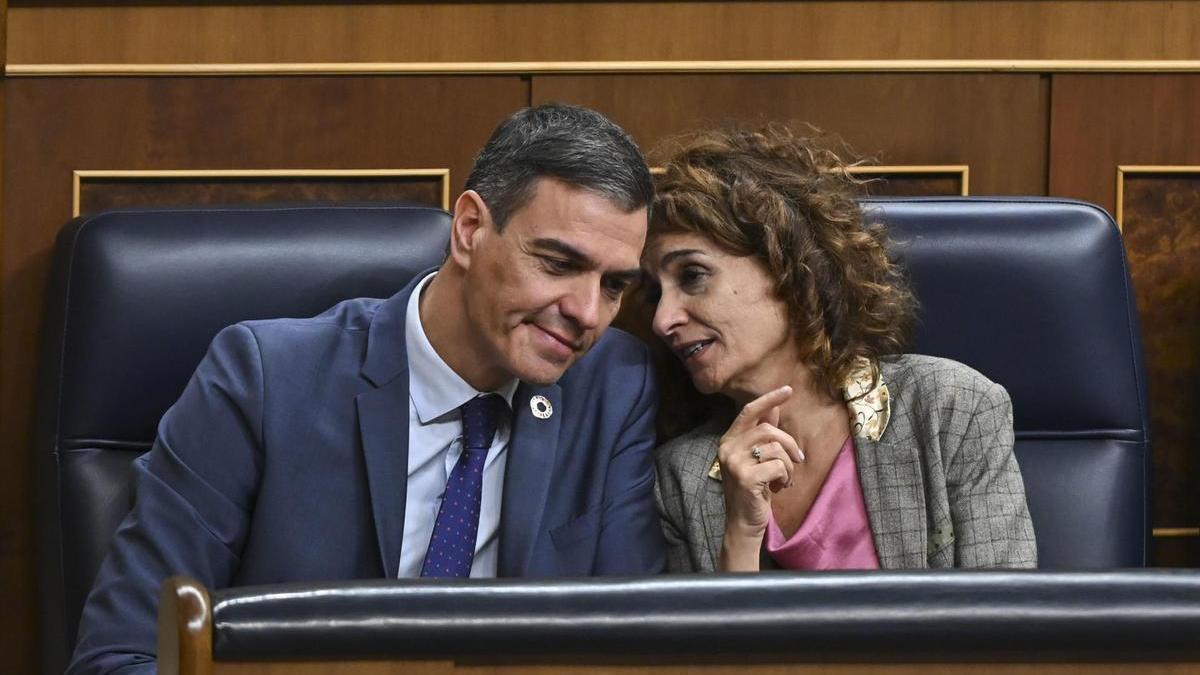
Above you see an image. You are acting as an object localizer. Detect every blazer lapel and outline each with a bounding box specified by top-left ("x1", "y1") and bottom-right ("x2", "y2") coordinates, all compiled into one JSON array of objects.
[
  {"x1": 698, "y1": 472, "x2": 727, "y2": 570},
  {"x1": 498, "y1": 383, "x2": 562, "y2": 576},
  {"x1": 855, "y1": 436, "x2": 928, "y2": 568}
]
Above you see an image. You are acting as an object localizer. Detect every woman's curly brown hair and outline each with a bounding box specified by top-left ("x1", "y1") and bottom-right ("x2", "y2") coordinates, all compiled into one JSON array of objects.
[{"x1": 651, "y1": 124, "x2": 916, "y2": 401}]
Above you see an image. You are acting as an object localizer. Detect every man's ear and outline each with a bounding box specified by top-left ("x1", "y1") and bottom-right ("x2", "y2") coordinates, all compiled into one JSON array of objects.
[{"x1": 449, "y1": 190, "x2": 492, "y2": 269}]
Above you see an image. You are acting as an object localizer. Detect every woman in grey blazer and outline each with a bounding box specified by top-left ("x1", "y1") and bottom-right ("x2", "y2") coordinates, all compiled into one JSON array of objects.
[{"x1": 644, "y1": 126, "x2": 1037, "y2": 572}]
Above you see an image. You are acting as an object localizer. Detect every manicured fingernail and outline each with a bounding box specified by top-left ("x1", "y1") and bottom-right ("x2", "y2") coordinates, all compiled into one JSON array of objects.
[{"x1": 796, "y1": 449, "x2": 806, "y2": 462}]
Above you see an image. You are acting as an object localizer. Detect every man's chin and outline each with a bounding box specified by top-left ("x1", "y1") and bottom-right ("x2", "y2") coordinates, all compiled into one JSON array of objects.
[
  {"x1": 510, "y1": 354, "x2": 574, "y2": 385},
  {"x1": 515, "y1": 368, "x2": 568, "y2": 386}
]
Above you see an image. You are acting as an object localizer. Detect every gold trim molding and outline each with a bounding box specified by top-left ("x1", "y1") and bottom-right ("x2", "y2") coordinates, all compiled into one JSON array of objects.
[
  {"x1": 849, "y1": 165, "x2": 970, "y2": 196},
  {"x1": 654, "y1": 165, "x2": 969, "y2": 196},
  {"x1": 13, "y1": 59, "x2": 1200, "y2": 78},
  {"x1": 1153, "y1": 528, "x2": 1200, "y2": 539},
  {"x1": 72, "y1": 168, "x2": 452, "y2": 216},
  {"x1": 1115, "y1": 165, "x2": 1200, "y2": 230}
]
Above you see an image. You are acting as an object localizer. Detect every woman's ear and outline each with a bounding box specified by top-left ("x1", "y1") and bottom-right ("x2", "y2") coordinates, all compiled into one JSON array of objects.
[{"x1": 448, "y1": 190, "x2": 491, "y2": 270}]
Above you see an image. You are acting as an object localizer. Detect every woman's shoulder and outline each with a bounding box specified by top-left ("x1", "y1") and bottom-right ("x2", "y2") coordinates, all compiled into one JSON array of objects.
[
  {"x1": 656, "y1": 415, "x2": 726, "y2": 474},
  {"x1": 880, "y1": 353, "x2": 1007, "y2": 408}
]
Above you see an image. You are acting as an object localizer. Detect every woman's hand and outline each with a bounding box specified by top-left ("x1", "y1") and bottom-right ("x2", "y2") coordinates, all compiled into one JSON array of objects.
[{"x1": 717, "y1": 386, "x2": 805, "y2": 571}]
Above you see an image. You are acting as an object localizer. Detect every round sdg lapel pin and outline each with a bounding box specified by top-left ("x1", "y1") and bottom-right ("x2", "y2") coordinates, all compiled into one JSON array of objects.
[{"x1": 529, "y1": 395, "x2": 553, "y2": 420}]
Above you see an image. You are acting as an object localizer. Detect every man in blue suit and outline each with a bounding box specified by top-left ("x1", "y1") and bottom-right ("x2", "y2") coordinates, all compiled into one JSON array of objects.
[{"x1": 69, "y1": 104, "x2": 666, "y2": 674}]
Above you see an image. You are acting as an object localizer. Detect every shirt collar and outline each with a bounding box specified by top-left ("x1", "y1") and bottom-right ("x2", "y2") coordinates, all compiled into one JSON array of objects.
[
  {"x1": 843, "y1": 358, "x2": 890, "y2": 443},
  {"x1": 405, "y1": 272, "x2": 518, "y2": 423}
]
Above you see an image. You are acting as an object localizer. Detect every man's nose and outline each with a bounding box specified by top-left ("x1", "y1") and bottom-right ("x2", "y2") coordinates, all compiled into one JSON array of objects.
[{"x1": 560, "y1": 277, "x2": 602, "y2": 331}]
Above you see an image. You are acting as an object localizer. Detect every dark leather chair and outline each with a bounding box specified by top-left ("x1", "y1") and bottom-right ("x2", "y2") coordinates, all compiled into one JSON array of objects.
[
  {"x1": 35, "y1": 197, "x2": 1150, "y2": 673},
  {"x1": 34, "y1": 203, "x2": 451, "y2": 675},
  {"x1": 874, "y1": 198, "x2": 1150, "y2": 569}
]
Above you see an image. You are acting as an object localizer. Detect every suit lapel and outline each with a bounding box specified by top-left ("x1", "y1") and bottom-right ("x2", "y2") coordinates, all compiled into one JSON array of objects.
[
  {"x1": 357, "y1": 377, "x2": 410, "y2": 576},
  {"x1": 498, "y1": 383, "x2": 562, "y2": 576},
  {"x1": 355, "y1": 271, "x2": 431, "y2": 577},
  {"x1": 855, "y1": 436, "x2": 928, "y2": 567}
]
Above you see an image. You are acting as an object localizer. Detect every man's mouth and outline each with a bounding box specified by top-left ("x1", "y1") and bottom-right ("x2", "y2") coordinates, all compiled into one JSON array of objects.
[{"x1": 531, "y1": 323, "x2": 583, "y2": 356}]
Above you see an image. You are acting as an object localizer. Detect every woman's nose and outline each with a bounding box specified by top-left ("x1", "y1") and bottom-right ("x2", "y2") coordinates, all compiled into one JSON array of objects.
[{"x1": 652, "y1": 292, "x2": 686, "y2": 338}]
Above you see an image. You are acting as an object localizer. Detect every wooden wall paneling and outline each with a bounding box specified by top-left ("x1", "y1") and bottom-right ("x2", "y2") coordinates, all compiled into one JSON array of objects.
[
  {"x1": 1049, "y1": 75, "x2": 1200, "y2": 212},
  {"x1": 1, "y1": 74, "x2": 529, "y2": 672},
  {"x1": 532, "y1": 73, "x2": 1048, "y2": 195},
  {"x1": 74, "y1": 169, "x2": 451, "y2": 216},
  {"x1": 9, "y1": 1, "x2": 1200, "y2": 66},
  {"x1": 849, "y1": 165, "x2": 970, "y2": 197},
  {"x1": 1049, "y1": 74, "x2": 1200, "y2": 566},
  {"x1": 0, "y1": 0, "x2": 16, "y2": 669}
]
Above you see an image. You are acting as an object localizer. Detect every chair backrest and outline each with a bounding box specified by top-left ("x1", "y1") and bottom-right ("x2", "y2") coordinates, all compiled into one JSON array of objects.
[
  {"x1": 870, "y1": 197, "x2": 1150, "y2": 569},
  {"x1": 34, "y1": 203, "x2": 451, "y2": 675}
]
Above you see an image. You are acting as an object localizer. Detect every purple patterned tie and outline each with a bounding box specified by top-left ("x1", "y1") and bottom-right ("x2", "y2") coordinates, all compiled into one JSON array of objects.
[{"x1": 420, "y1": 394, "x2": 506, "y2": 578}]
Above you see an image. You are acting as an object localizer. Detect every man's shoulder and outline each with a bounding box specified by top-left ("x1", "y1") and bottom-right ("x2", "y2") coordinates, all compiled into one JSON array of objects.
[
  {"x1": 236, "y1": 296, "x2": 385, "y2": 345},
  {"x1": 562, "y1": 327, "x2": 651, "y2": 381},
  {"x1": 552, "y1": 328, "x2": 656, "y2": 420}
]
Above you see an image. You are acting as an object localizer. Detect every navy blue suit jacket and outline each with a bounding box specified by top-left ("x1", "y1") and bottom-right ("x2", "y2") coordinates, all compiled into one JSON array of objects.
[{"x1": 69, "y1": 273, "x2": 666, "y2": 674}]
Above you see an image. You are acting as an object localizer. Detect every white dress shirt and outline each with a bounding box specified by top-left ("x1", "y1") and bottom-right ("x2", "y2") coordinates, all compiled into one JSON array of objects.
[{"x1": 397, "y1": 272, "x2": 518, "y2": 577}]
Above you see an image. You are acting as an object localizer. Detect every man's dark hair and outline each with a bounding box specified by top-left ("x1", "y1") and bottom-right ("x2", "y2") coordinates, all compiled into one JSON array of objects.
[{"x1": 465, "y1": 103, "x2": 654, "y2": 229}]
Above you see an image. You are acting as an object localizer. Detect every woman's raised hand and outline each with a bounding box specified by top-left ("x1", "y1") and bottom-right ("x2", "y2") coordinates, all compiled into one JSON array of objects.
[{"x1": 716, "y1": 386, "x2": 805, "y2": 571}]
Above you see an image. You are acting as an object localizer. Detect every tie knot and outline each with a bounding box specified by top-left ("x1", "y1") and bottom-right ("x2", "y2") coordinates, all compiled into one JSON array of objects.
[{"x1": 461, "y1": 394, "x2": 506, "y2": 451}]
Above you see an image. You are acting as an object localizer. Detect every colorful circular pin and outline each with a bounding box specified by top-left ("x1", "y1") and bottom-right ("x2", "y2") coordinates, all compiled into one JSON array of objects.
[{"x1": 530, "y1": 395, "x2": 553, "y2": 419}]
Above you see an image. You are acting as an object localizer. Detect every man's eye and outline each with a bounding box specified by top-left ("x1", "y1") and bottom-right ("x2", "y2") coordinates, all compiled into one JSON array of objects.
[
  {"x1": 541, "y1": 257, "x2": 571, "y2": 274},
  {"x1": 603, "y1": 278, "x2": 631, "y2": 299}
]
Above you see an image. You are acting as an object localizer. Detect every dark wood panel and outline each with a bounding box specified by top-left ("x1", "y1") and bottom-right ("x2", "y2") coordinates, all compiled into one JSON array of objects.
[
  {"x1": 532, "y1": 73, "x2": 1048, "y2": 196},
  {"x1": 1121, "y1": 172, "x2": 1200, "y2": 567},
  {"x1": 9, "y1": 1, "x2": 1200, "y2": 64},
  {"x1": 1049, "y1": 75, "x2": 1200, "y2": 566},
  {"x1": 854, "y1": 171, "x2": 965, "y2": 197},
  {"x1": 78, "y1": 174, "x2": 446, "y2": 215},
  {"x1": 1154, "y1": 535, "x2": 1200, "y2": 569},
  {"x1": 0, "y1": 0, "x2": 14, "y2": 666},
  {"x1": 0, "y1": 74, "x2": 528, "y2": 673}
]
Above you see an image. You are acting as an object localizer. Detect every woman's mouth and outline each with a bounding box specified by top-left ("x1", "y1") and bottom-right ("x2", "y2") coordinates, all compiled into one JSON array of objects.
[{"x1": 680, "y1": 339, "x2": 715, "y2": 362}]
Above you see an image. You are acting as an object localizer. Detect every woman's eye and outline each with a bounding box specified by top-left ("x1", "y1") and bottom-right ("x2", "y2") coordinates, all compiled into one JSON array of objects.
[{"x1": 679, "y1": 266, "x2": 709, "y2": 289}]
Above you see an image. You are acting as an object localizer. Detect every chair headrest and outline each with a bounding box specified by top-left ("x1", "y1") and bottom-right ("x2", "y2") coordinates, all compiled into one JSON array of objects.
[
  {"x1": 871, "y1": 197, "x2": 1148, "y2": 441},
  {"x1": 45, "y1": 203, "x2": 451, "y2": 445}
]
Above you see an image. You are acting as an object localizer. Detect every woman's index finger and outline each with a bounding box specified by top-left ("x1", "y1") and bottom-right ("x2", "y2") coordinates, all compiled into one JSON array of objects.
[{"x1": 729, "y1": 386, "x2": 793, "y2": 433}]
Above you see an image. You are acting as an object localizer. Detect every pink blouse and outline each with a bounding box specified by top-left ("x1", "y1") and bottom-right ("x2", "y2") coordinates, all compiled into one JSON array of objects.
[{"x1": 765, "y1": 436, "x2": 880, "y2": 570}]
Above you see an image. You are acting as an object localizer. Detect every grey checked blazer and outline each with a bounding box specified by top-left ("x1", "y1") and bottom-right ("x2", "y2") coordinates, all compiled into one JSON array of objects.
[{"x1": 655, "y1": 354, "x2": 1038, "y2": 571}]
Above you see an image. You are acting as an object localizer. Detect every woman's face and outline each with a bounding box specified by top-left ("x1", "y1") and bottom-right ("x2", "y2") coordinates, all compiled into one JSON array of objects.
[{"x1": 644, "y1": 230, "x2": 800, "y2": 399}]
